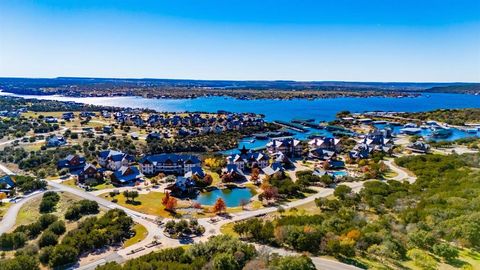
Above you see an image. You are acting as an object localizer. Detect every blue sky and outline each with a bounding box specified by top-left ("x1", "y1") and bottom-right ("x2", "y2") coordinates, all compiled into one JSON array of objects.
[{"x1": 1, "y1": 0, "x2": 479, "y2": 82}]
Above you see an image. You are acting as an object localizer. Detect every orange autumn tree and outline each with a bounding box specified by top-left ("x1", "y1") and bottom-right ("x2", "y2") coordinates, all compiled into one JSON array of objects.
[
  {"x1": 213, "y1": 198, "x2": 226, "y2": 214},
  {"x1": 162, "y1": 192, "x2": 170, "y2": 206},
  {"x1": 165, "y1": 197, "x2": 177, "y2": 212}
]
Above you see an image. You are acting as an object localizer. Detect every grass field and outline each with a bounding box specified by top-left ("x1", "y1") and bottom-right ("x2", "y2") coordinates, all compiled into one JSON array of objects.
[
  {"x1": 99, "y1": 191, "x2": 172, "y2": 217},
  {"x1": 15, "y1": 192, "x2": 84, "y2": 228},
  {"x1": 0, "y1": 202, "x2": 11, "y2": 219},
  {"x1": 123, "y1": 223, "x2": 148, "y2": 248}
]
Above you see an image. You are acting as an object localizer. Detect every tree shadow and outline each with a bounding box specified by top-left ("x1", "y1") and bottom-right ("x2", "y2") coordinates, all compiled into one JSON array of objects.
[{"x1": 126, "y1": 200, "x2": 141, "y2": 205}]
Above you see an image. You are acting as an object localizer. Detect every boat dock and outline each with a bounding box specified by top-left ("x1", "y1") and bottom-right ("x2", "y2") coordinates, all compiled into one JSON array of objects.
[{"x1": 273, "y1": 120, "x2": 308, "y2": 132}]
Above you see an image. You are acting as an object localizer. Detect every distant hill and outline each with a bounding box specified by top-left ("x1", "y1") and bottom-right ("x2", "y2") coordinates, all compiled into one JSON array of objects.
[
  {"x1": 0, "y1": 77, "x2": 475, "y2": 94},
  {"x1": 423, "y1": 84, "x2": 480, "y2": 94}
]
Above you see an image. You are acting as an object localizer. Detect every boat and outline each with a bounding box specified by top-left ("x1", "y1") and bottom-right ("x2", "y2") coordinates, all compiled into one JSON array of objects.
[
  {"x1": 249, "y1": 139, "x2": 256, "y2": 143},
  {"x1": 431, "y1": 128, "x2": 453, "y2": 138},
  {"x1": 403, "y1": 123, "x2": 418, "y2": 128}
]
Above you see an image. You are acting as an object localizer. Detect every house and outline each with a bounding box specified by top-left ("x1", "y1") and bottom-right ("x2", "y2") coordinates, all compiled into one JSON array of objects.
[
  {"x1": 308, "y1": 137, "x2": 342, "y2": 152},
  {"x1": 57, "y1": 154, "x2": 86, "y2": 171},
  {"x1": 349, "y1": 144, "x2": 374, "y2": 159},
  {"x1": 226, "y1": 146, "x2": 270, "y2": 171},
  {"x1": 98, "y1": 150, "x2": 134, "y2": 171},
  {"x1": 44, "y1": 116, "x2": 58, "y2": 123},
  {"x1": 327, "y1": 160, "x2": 346, "y2": 169},
  {"x1": 62, "y1": 112, "x2": 75, "y2": 121},
  {"x1": 147, "y1": 132, "x2": 162, "y2": 141},
  {"x1": 167, "y1": 176, "x2": 196, "y2": 195},
  {"x1": 184, "y1": 166, "x2": 206, "y2": 179},
  {"x1": 407, "y1": 141, "x2": 430, "y2": 153},
  {"x1": 0, "y1": 175, "x2": 16, "y2": 195},
  {"x1": 46, "y1": 136, "x2": 67, "y2": 147},
  {"x1": 77, "y1": 163, "x2": 101, "y2": 183},
  {"x1": 138, "y1": 154, "x2": 201, "y2": 175},
  {"x1": 103, "y1": 126, "x2": 114, "y2": 134},
  {"x1": 308, "y1": 148, "x2": 337, "y2": 161},
  {"x1": 224, "y1": 164, "x2": 245, "y2": 179},
  {"x1": 80, "y1": 111, "x2": 97, "y2": 118},
  {"x1": 262, "y1": 162, "x2": 284, "y2": 176},
  {"x1": 266, "y1": 138, "x2": 303, "y2": 157},
  {"x1": 111, "y1": 166, "x2": 143, "y2": 185}
]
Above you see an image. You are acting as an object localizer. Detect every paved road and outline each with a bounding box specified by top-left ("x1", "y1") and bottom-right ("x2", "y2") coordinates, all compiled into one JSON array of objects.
[
  {"x1": 384, "y1": 159, "x2": 416, "y2": 183},
  {"x1": 0, "y1": 157, "x2": 364, "y2": 270},
  {"x1": 0, "y1": 163, "x2": 14, "y2": 175},
  {"x1": 0, "y1": 190, "x2": 45, "y2": 234},
  {"x1": 253, "y1": 244, "x2": 361, "y2": 270}
]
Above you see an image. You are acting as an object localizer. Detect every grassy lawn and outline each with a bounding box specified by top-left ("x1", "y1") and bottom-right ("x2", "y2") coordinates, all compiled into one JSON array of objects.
[
  {"x1": 99, "y1": 191, "x2": 172, "y2": 217},
  {"x1": 384, "y1": 170, "x2": 399, "y2": 179},
  {"x1": 0, "y1": 202, "x2": 11, "y2": 219},
  {"x1": 204, "y1": 169, "x2": 222, "y2": 186},
  {"x1": 220, "y1": 222, "x2": 238, "y2": 237},
  {"x1": 123, "y1": 223, "x2": 148, "y2": 248},
  {"x1": 91, "y1": 183, "x2": 115, "y2": 190},
  {"x1": 61, "y1": 178, "x2": 81, "y2": 189}
]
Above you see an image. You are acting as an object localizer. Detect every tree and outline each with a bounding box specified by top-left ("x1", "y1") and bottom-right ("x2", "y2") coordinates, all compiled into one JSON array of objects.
[
  {"x1": 203, "y1": 174, "x2": 213, "y2": 186},
  {"x1": 165, "y1": 197, "x2": 177, "y2": 212},
  {"x1": 250, "y1": 168, "x2": 260, "y2": 183},
  {"x1": 213, "y1": 198, "x2": 227, "y2": 214},
  {"x1": 433, "y1": 243, "x2": 459, "y2": 261},
  {"x1": 0, "y1": 254, "x2": 39, "y2": 270},
  {"x1": 48, "y1": 220, "x2": 66, "y2": 235},
  {"x1": 212, "y1": 253, "x2": 239, "y2": 270},
  {"x1": 262, "y1": 186, "x2": 279, "y2": 202},
  {"x1": 38, "y1": 230, "x2": 58, "y2": 248},
  {"x1": 123, "y1": 190, "x2": 139, "y2": 202},
  {"x1": 269, "y1": 255, "x2": 316, "y2": 270},
  {"x1": 0, "y1": 192, "x2": 6, "y2": 205},
  {"x1": 162, "y1": 192, "x2": 170, "y2": 206},
  {"x1": 407, "y1": 249, "x2": 437, "y2": 270},
  {"x1": 48, "y1": 244, "x2": 79, "y2": 268},
  {"x1": 240, "y1": 199, "x2": 249, "y2": 210},
  {"x1": 334, "y1": 185, "x2": 352, "y2": 200}
]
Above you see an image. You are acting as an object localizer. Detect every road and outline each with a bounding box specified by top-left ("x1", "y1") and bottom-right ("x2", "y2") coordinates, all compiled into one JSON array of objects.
[
  {"x1": 0, "y1": 159, "x2": 366, "y2": 270},
  {"x1": 0, "y1": 163, "x2": 14, "y2": 175},
  {"x1": 384, "y1": 159, "x2": 416, "y2": 183},
  {"x1": 0, "y1": 190, "x2": 45, "y2": 234}
]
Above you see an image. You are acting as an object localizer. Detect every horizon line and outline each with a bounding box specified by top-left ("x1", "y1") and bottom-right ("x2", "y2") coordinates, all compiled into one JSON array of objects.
[{"x1": 0, "y1": 76, "x2": 478, "y2": 84}]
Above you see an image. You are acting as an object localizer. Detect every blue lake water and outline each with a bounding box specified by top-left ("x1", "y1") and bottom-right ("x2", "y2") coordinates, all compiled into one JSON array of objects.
[
  {"x1": 1, "y1": 92, "x2": 479, "y2": 122},
  {"x1": 195, "y1": 187, "x2": 254, "y2": 207},
  {"x1": 1, "y1": 91, "x2": 479, "y2": 149}
]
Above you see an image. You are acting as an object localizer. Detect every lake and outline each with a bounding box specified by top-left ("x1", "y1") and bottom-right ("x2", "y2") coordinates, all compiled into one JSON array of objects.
[
  {"x1": 195, "y1": 187, "x2": 254, "y2": 207},
  {"x1": 1, "y1": 91, "x2": 479, "y2": 149},
  {"x1": 1, "y1": 91, "x2": 479, "y2": 122}
]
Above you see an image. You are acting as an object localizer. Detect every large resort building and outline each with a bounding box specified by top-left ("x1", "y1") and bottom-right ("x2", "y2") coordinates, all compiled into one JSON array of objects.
[
  {"x1": 138, "y1": 154, "x2": 201, "y2": 175},
  {"x1": 226, "y1": 146, "x2": 270, "y2": 171},
  {"x1": 266, "y1": 138, "x2": 303, "y2": 157}
]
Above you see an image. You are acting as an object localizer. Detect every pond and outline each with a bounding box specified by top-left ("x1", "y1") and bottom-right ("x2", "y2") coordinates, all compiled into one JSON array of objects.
[{"x1": 195, "y1": 187, "x2": 254, "y2": 207}]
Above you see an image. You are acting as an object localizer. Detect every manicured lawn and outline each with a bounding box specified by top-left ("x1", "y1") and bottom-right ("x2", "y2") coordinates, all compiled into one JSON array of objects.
[
  {"x1": 99, "y1": 191, "x2": 172, "y2": 217},
  {"x1": 92, "y1": 183, "x2": 115, "y2": 190},
  {"x1": 123, "y1": 223, "x2": 148, "y2": 248}
]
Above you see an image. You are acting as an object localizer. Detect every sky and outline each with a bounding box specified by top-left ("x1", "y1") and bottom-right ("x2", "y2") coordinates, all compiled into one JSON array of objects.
[{"x1": 0, "y1": 0, "x2": 479, "y2": 82}]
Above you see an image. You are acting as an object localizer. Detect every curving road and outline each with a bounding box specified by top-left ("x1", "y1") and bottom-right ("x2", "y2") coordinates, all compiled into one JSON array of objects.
[
  {"x1": 0, "y1": 159, "x2": 365, "y2": 270},
  {"x1": 384, "y1": 159, "x2": 416, "y2": 183},
  {"x1": 0, "y1": 190, "x2": 46, "y2": 234}
]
